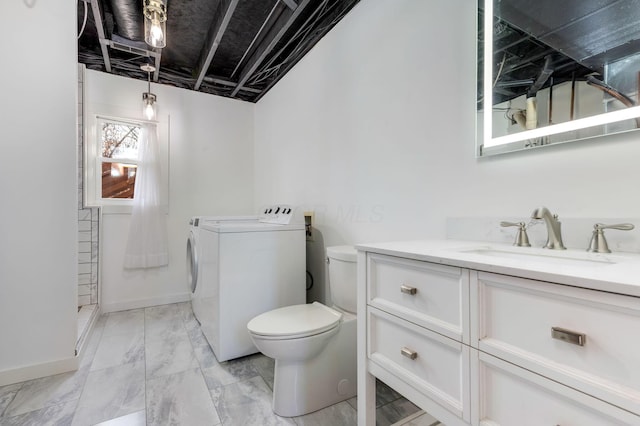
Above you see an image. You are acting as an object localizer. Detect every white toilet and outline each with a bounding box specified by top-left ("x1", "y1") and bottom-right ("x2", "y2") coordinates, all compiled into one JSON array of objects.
[{"x1": 247, "y1": 245, "x2": 357, "y2": 417}]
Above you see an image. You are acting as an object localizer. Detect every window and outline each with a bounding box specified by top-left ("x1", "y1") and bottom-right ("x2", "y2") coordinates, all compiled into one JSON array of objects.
[
  {"x1": 84, "y1": 112, "x2": 168, "y2": 212},
  {"x1": 100, "y1": 120, "x2": 140, "y2": 199}
]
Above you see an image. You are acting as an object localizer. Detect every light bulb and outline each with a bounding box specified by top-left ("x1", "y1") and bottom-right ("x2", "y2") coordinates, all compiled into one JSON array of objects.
[
  {"x1": 150, "y1": 18, "x2": 164, "y2": 47},
  {"x1": 145, "y1": 101, "x2": 155, "y2": 120}
]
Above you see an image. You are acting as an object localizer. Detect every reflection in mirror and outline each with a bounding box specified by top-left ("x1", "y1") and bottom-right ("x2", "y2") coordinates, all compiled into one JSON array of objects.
[{"x1": 478, "y1": 0, "x2": 640, "y2": 156}]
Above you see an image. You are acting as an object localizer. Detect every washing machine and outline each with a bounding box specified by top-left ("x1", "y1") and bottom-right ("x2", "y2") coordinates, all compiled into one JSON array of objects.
[
  {"x1": 187, "y1": 215, "x2": 258, "y2": 324},
  {"x1": 196, "y1": 206, "x2": 305, "y2": 361}
]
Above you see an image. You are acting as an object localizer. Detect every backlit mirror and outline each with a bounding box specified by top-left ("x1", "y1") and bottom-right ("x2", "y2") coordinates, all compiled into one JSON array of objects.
[{"x1": 478, "y1": 0, "x2": 640, "y2": 156}]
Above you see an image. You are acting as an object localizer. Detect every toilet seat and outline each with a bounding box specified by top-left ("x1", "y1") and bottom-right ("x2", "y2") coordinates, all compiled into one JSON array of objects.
[{"x1": 247, "y1": 302, "x2": 342, "y2": 340}]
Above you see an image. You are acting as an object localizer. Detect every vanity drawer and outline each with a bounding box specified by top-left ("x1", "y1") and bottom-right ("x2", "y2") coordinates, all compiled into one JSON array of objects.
[
  {"x1": 368, "y1": 306, "x2": 470, "y2": 421},
  {"x1": 474, "y1": 271, "x2": 640, "y2": 415},
  {"x1": 367, "y1": 253, "x2": 469, "y2": 343},
  {"x1": 474, "y1": 350, "x2": 638, "y2": 426}
]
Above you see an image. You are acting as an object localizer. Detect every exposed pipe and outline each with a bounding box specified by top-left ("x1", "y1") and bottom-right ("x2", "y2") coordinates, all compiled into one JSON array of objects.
[
  {"x1": 586, "y1": 75, "x2": 639, "y2": 128},
  {"x1": 78, "y1": 0, "x2": 89, "y2": 39},
  {"x1": 528, "y1": 55, "x2": 554, "y2": 98},
  {"x1": 109, "y1": 0, "x2": 144, "y2": 41},
  {"x1": 548, "y1": 76, "x2": 553, "y2": 125},
  {"x1": 570, "y1": 72, "x2": 576, "y2": 121},
  {"x1": 525, "y1": 55, "x2": 554, "y2": 130}
]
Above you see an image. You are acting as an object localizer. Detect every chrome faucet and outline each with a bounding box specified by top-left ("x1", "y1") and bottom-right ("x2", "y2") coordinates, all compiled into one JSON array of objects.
[{"x1": 531, "y1": 207, "x2": 566, "y2": 250}]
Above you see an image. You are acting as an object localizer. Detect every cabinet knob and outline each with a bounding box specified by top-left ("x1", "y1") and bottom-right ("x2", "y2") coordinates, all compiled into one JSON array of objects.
[
  {"x1": 400, "y1": 285, "x2": 417, "y2": 295},
  {"x1": 400, "y1": 347, "x2": 418, "y2": 360},
  {"x1": 551, "y1": 327, "x2": 586, "y2": 346}
]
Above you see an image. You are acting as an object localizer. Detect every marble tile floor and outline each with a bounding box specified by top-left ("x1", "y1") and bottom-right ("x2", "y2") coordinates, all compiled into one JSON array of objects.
[
  {"x1": 390, "y1": 410, "x2": 441, "y2": 426},
  {"x1": 0, "y1": 302, "x2": 425, "y2": 426}
]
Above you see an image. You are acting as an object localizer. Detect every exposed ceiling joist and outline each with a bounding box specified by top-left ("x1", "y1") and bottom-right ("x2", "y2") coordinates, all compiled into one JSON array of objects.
[
  {"x1": 280, "y1": 0, "x2": 297, "y2": 10},
  {"x1": 194, "y1": 0, "x2": 241, "y2": 90},
  {"x1": 231, "y1": 0, "x2": 312, "y2": 97},
  {"x1": 107, "y1": 37, "x2": 162, "y2": 81},
  {"x1": 253, "y1": 0, "x2": 343, "y2": 102},
  {"x1": 229, "y1": 2, "x2": 283, "y2": 81},
  {"x1": 78, "y1": 0, "x2": 360, "y2": 102},
  {"x1": 204, "y1": 77, "x2": 262, "y2": 93},
  {"x1": 90, "y1": 0, "x2": 112, "y2": 72}
]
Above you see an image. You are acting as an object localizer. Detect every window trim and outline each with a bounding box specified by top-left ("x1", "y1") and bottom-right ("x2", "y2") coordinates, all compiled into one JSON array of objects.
[{"x1": 83, "y1": 112, "x2": 169, "y2": 214}]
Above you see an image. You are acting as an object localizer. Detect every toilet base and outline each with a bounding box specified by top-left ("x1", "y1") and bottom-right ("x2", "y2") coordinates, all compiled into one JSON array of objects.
[{"x1": 271, "y1": 316, "x2": 357, "y2": 417}]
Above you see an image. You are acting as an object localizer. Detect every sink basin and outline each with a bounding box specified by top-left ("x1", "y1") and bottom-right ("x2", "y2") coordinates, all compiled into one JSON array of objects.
[{"x1": 458, "y1": 246, "x2": 616, "y2": 267}]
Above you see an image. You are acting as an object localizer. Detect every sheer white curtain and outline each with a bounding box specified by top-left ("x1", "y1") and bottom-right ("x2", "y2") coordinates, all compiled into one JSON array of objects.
[{"x1": 123, "y1": 123, "x2": 168, "y2": 269}]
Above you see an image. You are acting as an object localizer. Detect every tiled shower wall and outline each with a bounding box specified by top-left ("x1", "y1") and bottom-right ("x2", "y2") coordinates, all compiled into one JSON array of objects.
[{"x1": 77, "y1": 64, "x2": 99, "y2": 307}]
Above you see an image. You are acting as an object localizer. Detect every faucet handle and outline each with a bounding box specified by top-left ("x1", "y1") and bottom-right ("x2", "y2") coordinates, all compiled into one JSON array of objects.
[
  {"x1": 587, "y1": 223, "x2": 634, "y2": 253},
  {"x1": 500, "y1": 221, "x2": 531, "y2": 247}
]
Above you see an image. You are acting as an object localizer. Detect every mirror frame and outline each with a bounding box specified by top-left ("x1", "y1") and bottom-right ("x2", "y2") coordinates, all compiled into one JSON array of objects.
[{"x1": 478, "y1": 0, "x2": 640, "y2": 157}]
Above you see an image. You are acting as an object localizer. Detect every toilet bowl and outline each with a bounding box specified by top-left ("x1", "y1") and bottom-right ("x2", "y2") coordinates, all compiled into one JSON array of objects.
[{"x1": 246, "y1": 245, "x2": 358, "y2": 417}]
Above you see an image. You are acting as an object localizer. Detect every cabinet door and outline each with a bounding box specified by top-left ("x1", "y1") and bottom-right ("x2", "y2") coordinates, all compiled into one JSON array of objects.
[
  {"x1": 473, "y1": 271, "x2": 640, "y2": 415},
  {"x1": 368, "y1": 307, "x2": 470, "y2": 421},
  {"x1": 367, "y1": 253, "x2": 469, "y2": 343},
  {"x1": 472, "y1": 350, "x2": 639, "y2": 426}
]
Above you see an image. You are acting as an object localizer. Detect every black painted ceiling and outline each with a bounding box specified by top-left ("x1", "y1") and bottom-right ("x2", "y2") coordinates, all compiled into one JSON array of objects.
[{"x1": 77, "y1": 0, "x2": 360, "y2": 102}]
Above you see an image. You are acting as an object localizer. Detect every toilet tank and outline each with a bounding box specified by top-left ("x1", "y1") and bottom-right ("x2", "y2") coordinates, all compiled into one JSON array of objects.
[{"x1": 326, "y1": 245, "x2": 358, "y2": 313}]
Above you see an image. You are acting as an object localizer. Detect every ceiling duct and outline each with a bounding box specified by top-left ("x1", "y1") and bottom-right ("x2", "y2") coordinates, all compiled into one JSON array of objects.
[{"x1": 109, "y1": 0, "x2": 145, "y2": 41}]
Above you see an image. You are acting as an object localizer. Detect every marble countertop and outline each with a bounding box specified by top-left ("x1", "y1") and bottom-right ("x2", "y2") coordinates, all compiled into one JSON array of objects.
[{"x1": 355, "y1": 239, "x2": 640, "y2": 298}]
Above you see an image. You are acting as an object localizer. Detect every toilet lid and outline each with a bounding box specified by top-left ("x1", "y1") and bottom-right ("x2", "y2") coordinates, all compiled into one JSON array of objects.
[{"x1": 247, "y1": 302, "x2": 342, "y2": 339}]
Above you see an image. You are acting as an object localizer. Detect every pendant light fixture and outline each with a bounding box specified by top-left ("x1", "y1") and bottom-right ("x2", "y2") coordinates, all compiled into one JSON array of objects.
[
  {"x1": 143, "y1": 0, "x2": 167, "y2": 49},
  {"x1": 141, "y1": 64, "x2": 157, "y2": 120}
]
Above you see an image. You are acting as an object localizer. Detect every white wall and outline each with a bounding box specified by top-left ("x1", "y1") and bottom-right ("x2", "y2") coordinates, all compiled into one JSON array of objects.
[
  {"x1": 0, "y1": 1, "x2": 78, "y2": 383},
  {"x1": 255, "y1": 0, "x2": 640, "y2": 303},
  {"x1": 84, "y1": 71, "x2": 255, "y2": 312}
]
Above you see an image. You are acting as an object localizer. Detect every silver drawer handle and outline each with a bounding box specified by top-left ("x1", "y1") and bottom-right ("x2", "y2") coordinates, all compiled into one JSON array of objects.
[
  {"x1": 400, "y1": 347, "x2": 418, "y2": 360},
  {"x1": 400, "y1": 285, "x2": 417, "y2": 295},
  {"x1": 551, "y1": 327, "x2": 586, "y2": 346}
]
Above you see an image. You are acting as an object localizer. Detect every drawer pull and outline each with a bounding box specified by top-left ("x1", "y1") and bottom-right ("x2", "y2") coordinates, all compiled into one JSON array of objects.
[
  {"x1": 400, "y1": 347, "x2": 418, "y2": 360},
  {"x1": 400, "y1": 285, "x2": 417, "y2": 295},
  {"x1": 551, "y1": 327, "x2": 586, "y2": 346}
]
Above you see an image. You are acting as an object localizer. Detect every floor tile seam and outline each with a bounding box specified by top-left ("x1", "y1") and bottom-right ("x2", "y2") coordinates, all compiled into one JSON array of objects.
[
  {"x1": 142, "y1": 308, "x2": 148, "y2": 426},
  {"x1": 179, "y1": 319, "x2": 223, "y2": 424},
  {"x1": 97, "y1": 329, "x2": 146, "y2": 341},
  {"x1": 181, "y1": 315, "x2": 220, "y2": 373},
  {"x1": 3, "y1": 397, "x2": 82, "y2": 423},
  {"x1": 208, "y1": 375, "x2": 271, "y2": 420},
  {"x1": 69, "y1": 336, "x2": 105, "y2": 425},
  {"x1": 88, "y1": 357, "x2": 146, "y2": 374},
  {"x1": 0, "y1": 389, "x2": 22, "y2": 418},
  {"x1": 91, "y1": 315, "x2": 145, "y2": 374},
  {"x1": 80, "y1": 326, "x2": 107, "y2": 364},
  {"x1": 144, "y1": 322, "x2": 190, "y2": 342},
  {"x1": 145, "y1": 363, "x2": 205, "y2": 382},
  {"x1": 3, "y1": 371, "x2": 92, "y2": 420},
  {"x1": 85, "y1": 316, "x2": 107, "y2": 352},
  {"x1": 145, "y1": 366, "x2": 221, "y2": 425},
  {"x1": 249, "y1": 357, "x2": 274, "y2": 391},
  {"x1": 100, "y1": 327, "x2": 144, "y2": 339}
]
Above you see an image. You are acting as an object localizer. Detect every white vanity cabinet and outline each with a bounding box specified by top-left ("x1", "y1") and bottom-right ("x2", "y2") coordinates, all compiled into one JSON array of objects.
[
  {"x1": 472, "y1": 272, "x2": 640, "y2": 425},
  {"x1": 358, "y1": 251, "x2": 472, "y2": 426},
  {"x1": 356, "y1": 241, "x2": 640, "y2": 426}
]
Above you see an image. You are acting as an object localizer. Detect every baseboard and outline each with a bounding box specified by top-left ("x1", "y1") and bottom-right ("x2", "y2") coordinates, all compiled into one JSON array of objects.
[
  {"x1": 0, "y1": 355, "x2": 79, "y2": 387},
  {"x1": 101, "y1": 292, "x2": 190, "y2": 313}
]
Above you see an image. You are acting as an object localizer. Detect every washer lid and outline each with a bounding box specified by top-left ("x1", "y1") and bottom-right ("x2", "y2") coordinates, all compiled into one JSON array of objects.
[{"x1": 247, "y1": 302, "x2": 342, "y2": 338}]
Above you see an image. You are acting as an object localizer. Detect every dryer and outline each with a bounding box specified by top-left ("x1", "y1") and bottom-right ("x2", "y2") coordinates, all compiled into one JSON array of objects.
[
  {"x1": 196, "y1": 206, "x2": 305, "y2": 361},
  {"x1": 187, "y1": 215, "x2": 258, "y2": 324}
]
